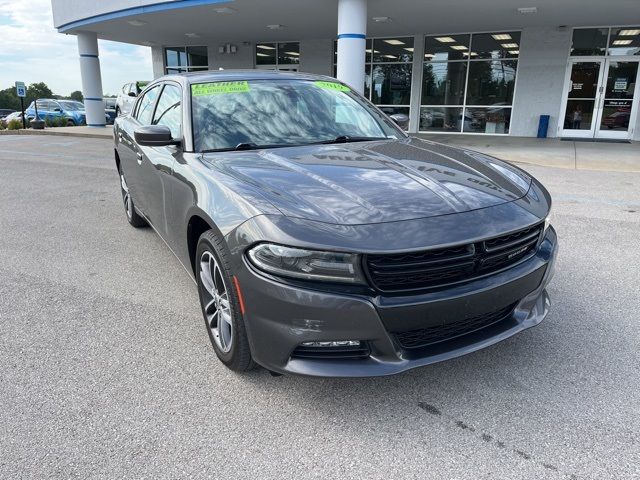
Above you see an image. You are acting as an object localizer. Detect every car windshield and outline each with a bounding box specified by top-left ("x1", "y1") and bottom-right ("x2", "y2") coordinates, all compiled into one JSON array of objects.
[
  {"x1": 60, "y1": 101, "x2": 84, "y2": 111},
  {"x1": 191, "y1": 79, "x2": 402, "y2": 152}
]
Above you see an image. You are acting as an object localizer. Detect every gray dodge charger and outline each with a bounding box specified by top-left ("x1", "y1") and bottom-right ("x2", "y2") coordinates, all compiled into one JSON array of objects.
[{"x1": 113, "y1": 70, "x2": 558, "y2": 377}]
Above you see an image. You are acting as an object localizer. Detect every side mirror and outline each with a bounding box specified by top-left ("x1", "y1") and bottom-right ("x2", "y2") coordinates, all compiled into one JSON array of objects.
[
  {"x1": 134, "y1": 125, "x2": 179, "y2": 147},
  {"x1": 389, "y1": 113, "x2": 409, "y2": 128},
  {"x1": 128, "y1": 91, "x2": 137, "y2": 97}
]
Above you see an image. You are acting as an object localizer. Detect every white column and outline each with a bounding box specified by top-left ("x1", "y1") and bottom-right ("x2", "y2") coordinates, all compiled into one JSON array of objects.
[
  {"x1": 336, "y1": 0, "x2": 367, "y2": 94},
  {"x1": 77, "y1": 31, "x2": 105, "y2": 127}
]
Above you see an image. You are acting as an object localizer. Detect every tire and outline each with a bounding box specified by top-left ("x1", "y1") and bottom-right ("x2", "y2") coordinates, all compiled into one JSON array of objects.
[
  {"x1": 118, "y1": 166, "x2": 147, "y2": 228},
  {"x1": 196, "y1": 229, "x2": 254, "y2": 372},
  {"x1": 67, "y1": 119, "x2": 75, "y2": 127}
]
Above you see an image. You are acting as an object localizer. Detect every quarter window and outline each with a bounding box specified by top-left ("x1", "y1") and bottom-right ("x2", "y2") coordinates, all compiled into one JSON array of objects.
[
  {"x1": 152, "y1": 84, "x2": 182, "y2": 138},
  {"x1": 135, "y1": 86, "x2": 161, "y2": 125}
]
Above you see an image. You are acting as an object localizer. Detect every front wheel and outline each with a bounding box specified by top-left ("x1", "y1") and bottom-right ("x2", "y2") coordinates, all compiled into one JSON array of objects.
[
  {"x1": 196, "y1": 230, "x2": 254, "y2": 372},
  {"x1": 66, "y1": 119, "x2": 75, "y2": 127},
  {"x1": 119, "y1": 168, "x2": 147, "y2": 228}
]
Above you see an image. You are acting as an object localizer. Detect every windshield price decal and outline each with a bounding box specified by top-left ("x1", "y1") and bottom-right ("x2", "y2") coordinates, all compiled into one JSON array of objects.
[
  {"x1": 191, "y1": 81, "x2": 250, "y2": 96},
  {"x1": 314, "y1": 81, "x2": 351, "y2": 92}
]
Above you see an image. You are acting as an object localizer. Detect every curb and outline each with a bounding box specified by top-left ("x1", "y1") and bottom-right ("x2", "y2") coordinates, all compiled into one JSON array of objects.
[{"x1": 0, "y1": 129, "x2": 112, "y2": 140}]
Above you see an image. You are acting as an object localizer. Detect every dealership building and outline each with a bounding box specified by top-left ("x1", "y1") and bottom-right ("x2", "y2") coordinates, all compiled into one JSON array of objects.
[{"x1": 51, "y1": 0, "x2": 640, "y2": 140}]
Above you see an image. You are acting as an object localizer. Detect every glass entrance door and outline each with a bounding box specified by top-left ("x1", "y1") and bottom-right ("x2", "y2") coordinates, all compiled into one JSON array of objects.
[
  {"x1": 595, "y1": 61, "x2": 639, "y2": 139},
  {"x1": 561, "y1": 59, "x2": 639, "y2": 139},
  {"x1": 561, "y1": 60, "x2": 605, "y2": 138}
]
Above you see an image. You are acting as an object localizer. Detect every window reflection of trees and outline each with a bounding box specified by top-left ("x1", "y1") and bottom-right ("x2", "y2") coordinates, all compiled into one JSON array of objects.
[{"x1": 193, "y1": 82, "x2": 391, "y2": 151}]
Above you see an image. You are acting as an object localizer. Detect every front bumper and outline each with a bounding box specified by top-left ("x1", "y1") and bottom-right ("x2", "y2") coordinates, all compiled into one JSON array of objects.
[{"x1": 237, "y1": 226, "x2": 558, "y2": 377}]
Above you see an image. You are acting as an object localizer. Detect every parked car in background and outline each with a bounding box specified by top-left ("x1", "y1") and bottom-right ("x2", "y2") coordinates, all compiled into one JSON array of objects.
[
  {"x1": 116, "y1": 81, "x2": 149, "y2": 116},
  {"x1": 0, "y1": 108, "x2": 16, "y2": 119},
  {"x1": 2, "y1": 111, "x2": 27, "y2": 124},
  {"x1": 114, "y1": 71, "x2": 557, "y2": 377},
  {"x1": 26, "y1": 99, "x2": 86, "y2": 126},
  {"x1": 104, "y1": 98, "x2": 117, "y2": 124}
]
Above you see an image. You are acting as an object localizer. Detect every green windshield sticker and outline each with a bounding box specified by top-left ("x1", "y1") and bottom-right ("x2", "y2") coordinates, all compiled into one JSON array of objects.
[
  {"x1": 314, "y1": 81, "x2": 351, "y2": 92},
  {"x1": 191, "y1": 81, "x2": 250, "y2": 96}
]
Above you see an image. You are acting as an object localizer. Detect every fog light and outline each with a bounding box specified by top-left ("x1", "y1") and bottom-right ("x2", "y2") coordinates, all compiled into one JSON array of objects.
[{"x1": 301, "y1": 340, "x2": 361, "y2": 347}]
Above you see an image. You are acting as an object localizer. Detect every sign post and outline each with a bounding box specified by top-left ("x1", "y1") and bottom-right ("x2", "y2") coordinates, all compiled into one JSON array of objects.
[{"x1": 15, "y1": 81, "x2": 26, "y2": 129}]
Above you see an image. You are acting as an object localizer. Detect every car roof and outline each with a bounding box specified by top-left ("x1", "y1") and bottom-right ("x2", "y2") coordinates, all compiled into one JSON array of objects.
[{"x1": 153, "y1": 69, "x2": 341, "y2": 86}]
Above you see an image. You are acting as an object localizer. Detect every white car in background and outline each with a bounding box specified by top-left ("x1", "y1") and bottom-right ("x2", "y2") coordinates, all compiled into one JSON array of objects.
[{"x1": 115, "y1": 81, "x2": 149, "y2": 116}]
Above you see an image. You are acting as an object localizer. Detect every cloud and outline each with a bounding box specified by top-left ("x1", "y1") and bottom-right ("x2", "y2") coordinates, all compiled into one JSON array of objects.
[{"x1": 0, "y1": 0, "x2": 152, "y2": 96}]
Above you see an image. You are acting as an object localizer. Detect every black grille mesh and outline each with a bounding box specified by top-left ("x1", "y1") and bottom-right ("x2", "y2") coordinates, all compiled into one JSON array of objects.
[
  {"x1": 393, "y1": 303, "x2": 516, "y2": 349},
  {"x1": 366, "y1": 223, "x2": 543, "y2": 292}
]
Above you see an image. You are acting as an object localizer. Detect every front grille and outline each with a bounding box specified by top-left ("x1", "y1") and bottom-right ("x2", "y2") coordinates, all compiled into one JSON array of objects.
[
  {"x1": 291, "y1": 343, "x2": 370, "y2": 360},
  {"x1": 365, "y1": 223, "x2": 543, "y2": 292},
  {"x1": 394, "y1": 303, "x2": 516, "y2": 349}
]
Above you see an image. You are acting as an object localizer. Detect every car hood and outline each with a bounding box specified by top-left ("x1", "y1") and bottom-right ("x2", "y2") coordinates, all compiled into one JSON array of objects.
[{"x1": 201, "y1": 137, "x2": 531, "y2": 225}]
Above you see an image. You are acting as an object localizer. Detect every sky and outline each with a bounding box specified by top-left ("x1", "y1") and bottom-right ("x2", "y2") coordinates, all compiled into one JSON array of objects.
[{"x1": 0, "y1": 0, "x2": 153, "y2": 96}]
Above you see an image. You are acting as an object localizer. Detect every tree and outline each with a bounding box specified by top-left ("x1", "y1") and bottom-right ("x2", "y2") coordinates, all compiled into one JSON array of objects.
[
  {"x1": 0, "y1": 87, "x2": 21, "y2": 110},
  {"x1": 26, "y1": 82, "x2": 53, "y2": 104},
  {"x1": 69, "y1": 90, "x2": 83, "y2": 102}
]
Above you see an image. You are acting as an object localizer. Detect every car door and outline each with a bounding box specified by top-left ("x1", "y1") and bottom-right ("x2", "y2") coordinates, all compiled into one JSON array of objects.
[
  {"x1": 118, "y1": 84, "x2": 161, "y2": 218},
  {"x1": 136, "y1": 82, "x2": 183, "y2": 235},
  {"x1": 37, "y1": 100, "x2": 53, "y2": 121}
]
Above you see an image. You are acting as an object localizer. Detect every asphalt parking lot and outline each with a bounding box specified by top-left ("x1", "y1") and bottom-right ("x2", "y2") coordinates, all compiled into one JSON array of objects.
[{"x1": 1, "y1": 135, "x2": 639, "y2": 479}]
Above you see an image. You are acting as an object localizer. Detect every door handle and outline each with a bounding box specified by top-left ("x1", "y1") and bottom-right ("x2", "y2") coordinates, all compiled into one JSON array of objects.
[{"x1": 136, "y1": 152, "x2": 143, "y2": 164}]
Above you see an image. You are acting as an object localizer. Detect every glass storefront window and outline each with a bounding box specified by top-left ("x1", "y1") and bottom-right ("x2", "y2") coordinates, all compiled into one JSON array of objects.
[
  {"x1": 419, "y1": 107, "x2": 464, "y2": 132},
  {"x1": 463, "y1": 107, "x2": 511, "y2": 134},
  {"x1": 256, "y1": 43, "x2": 277, "y2": 65},
  {"x1": 187, "y1": 46, "x2": 208, "y2": 67},
  {"x1": 465, "y1": 60, "x2": 517, "y2": 106},
  {"x1": 165, "y1": 46, "x2": 208, "y2": 73},
  {"x1": 278, "y1": 42, "x2": 300, "y2": 65},
  {"x1": 608, "y1": 27, "x2": 640, "y2": 56},
  {"x1": 256, "y1": 42, "x2": 300, "y2": 70},
  {"x1": 371, "y1": 64, "x2": 412, "y2": 105},
  {"x1": 165, "y1": 47, "x2": 187, "y2": 68},
  {"x1": 571, "y1": 28, "x2": 609, "y2": 56},
  {"x1": 424, "y1": 34, "x2": 470, "y2": 62},
  {"x1": 334, "y1": 38, "x2": 412, "y2": 130},
  {"x1": 421, "y1": 61, "x2": 467, "y2": 105},
  {"x1": 471, "y1": 32, "x2": 521, "y2": 59},
  {"x1": 372, "y1": 37, "x2": 413, "y2": 63},
  {"x1": 420, "y1": 32, "x2": 519, "y2": 134}
]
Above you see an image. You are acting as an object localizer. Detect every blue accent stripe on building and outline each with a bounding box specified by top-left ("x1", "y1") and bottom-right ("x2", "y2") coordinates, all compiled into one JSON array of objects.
[
  {"x1": 87, "y1": 124, "x2": 107, "y2": 127},
  {"x1": 84, "y1": 97, "x2": 103, "y2": 101},
  {"x1": 58, "y1": 0, "x2": 234, "y2": 32},
  {"x1": 79, "y1": 54, "x2": 98, "y2": 58},
  {"x1": 337, "y1": 33, "x2": 366, "y2": 39}
]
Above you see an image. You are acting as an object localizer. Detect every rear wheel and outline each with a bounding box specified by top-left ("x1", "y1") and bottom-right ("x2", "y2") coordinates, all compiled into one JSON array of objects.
[
  {"x1": 196, "y1": 230, "x2": 254, "y2": 372},
  {"x1": 66, "y1": 119, "x2": 75, "y2": 127},
  {"x1": 118, "y1": 167, "x2": 147, "y2": 228}
]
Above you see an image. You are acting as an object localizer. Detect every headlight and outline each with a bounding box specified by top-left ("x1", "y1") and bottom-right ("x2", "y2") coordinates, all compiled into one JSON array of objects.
[{"x1": 247, "y1": 243, "x2": 366, "y2": 284}]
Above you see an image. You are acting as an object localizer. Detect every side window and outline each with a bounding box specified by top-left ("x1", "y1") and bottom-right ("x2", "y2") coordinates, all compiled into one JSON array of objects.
[
  {"x1": 135, "y1": 86, "x2": 160, "y2": 125},
  {"x1": 152, "y1": 84, "x2": 182, "y2": 138}
]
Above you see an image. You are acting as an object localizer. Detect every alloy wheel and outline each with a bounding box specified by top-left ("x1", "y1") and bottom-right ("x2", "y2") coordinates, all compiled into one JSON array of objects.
[
  {"x1": 120, "y1": 173, "x2": 133, "y2": 220},
  {"x1": 199, "y1": 251, "x2": 233, "y2": 353}
]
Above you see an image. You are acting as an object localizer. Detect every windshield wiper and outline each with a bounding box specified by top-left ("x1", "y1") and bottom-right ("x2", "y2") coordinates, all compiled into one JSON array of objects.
[
  {"x1": 315, "y1": 135, "x2": 388, "y2": 145},
  {"x1": 201, "y1": 142, "x2": 258, "y2": 153}
]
